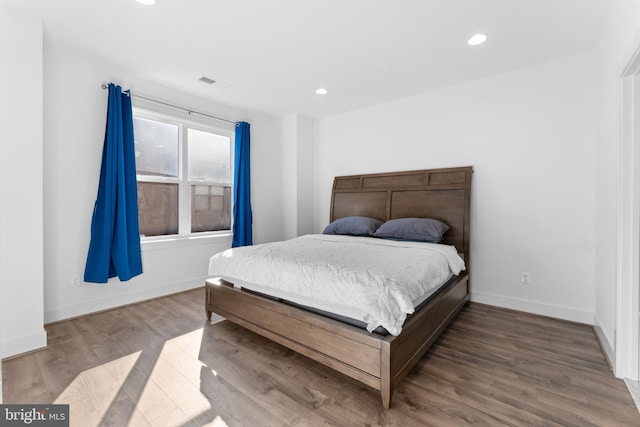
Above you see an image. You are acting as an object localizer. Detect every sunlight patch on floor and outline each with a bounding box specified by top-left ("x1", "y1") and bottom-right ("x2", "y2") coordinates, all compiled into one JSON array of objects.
[
  {"x1": 52, "y1": 351, "x2": 142, "y2": 424},
  {"x1": 53, "y1": 351, "x2": 141, "y2": 408},
  {"x1": 209, "y1": 415, "x2": 229, "y2": 426},
  {"x1": 45, "y1": 327, "x2": 227, "y2": 425}
]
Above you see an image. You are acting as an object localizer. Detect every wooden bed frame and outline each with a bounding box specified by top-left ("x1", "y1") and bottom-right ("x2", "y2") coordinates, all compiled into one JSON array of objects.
[{"x1": 205, "y1": 166, "x2": 472, "y2": 408}]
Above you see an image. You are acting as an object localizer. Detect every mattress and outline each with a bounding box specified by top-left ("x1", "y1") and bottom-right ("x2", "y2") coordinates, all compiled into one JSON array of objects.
[
  {"x1": 208, "y1": 234, "x2": 465, "y2": 336},
  {"x1": 233, "y1": 274, "x2": 462, "y2": 336}
]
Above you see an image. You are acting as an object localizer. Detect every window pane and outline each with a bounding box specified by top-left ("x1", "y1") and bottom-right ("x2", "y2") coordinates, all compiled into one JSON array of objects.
[
  {"x1": 134, "y1": 117, "x2": 179, "y2": 177},
  {"x1": 138, "y1": 182, "x2": 179, "y2": 236},
  {"x1": 191, "y1": 185, "x2": 231, "y2": 232},
  {"x1": 188, "y1": 129, "x2": 230, "y2": 182}
]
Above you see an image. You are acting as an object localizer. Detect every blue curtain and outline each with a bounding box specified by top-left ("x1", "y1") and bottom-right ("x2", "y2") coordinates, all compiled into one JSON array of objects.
[
  {"x1": 84, "y1": 83, "x2": 143, "y2": 283},
  {"x1": 232, "y1": 121, "x2": 253, "y2": 247}
]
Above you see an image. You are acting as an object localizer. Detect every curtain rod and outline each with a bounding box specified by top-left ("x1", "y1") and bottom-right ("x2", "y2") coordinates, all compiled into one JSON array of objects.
[{"x1": 100, "y1": 83, "x2": 237, "y2": 125}]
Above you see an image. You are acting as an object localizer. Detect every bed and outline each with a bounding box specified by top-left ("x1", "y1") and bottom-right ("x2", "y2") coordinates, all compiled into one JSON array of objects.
[{"x1": 205, "y1": 166, "x2": 472, "y2": 408}]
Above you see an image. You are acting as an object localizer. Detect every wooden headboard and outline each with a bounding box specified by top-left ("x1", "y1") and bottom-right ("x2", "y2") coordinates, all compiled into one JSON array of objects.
[{"x1": 330, "y1": 166, "x2": 473, "y2": 259}]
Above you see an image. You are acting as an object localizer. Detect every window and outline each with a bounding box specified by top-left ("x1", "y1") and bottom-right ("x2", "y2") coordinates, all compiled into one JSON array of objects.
[{"x1": 133, "y1": 110, "x2": 232, "y2": 238}]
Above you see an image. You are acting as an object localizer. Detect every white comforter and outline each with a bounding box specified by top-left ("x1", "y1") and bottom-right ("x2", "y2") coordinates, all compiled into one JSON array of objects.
[{"x1": 207, "y1": 234, "x2": 465, "y2": 336}]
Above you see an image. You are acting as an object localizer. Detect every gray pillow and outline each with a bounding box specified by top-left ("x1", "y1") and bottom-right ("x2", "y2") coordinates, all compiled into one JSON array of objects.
[
  {"x1": 373, "y1": 218, "x2": 449, "y2": 243},
  {"x1": 323, "y1": 216, "x2": 383, "y2": 236}
]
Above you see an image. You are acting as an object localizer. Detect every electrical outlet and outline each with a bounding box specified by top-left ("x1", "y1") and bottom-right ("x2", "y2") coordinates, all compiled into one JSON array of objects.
[
  {"x1": 521, "y1": 272, "x2": 532, "y2": 285},
  {"x1": 70, "y1": 276, "x2": 82, "y2": 288}
]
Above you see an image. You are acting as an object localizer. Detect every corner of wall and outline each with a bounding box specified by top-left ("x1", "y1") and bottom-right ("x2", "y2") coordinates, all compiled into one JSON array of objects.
[
  {"x1": 281, "y1": 114, "x2": 315, "y2": 237},
  {"x1": 0, "y1": 2, "x2": 46, "y2": 359},
  {"x1": 1, "y1": 328, "x2": 47, "y2": 360},
  {"x1": 594, "y1": 313, "x2": 616, "y2": 371}
]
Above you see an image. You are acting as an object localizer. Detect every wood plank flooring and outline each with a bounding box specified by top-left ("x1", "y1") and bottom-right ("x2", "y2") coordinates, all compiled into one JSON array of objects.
[{"x1": 2, "y1": 288, "x2": 639, "y2": 426}]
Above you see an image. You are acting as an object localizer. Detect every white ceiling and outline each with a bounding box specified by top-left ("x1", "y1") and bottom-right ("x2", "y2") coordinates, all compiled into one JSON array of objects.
[{"x1": 5, "y1": 0, "x2": 612, "y2": 118}]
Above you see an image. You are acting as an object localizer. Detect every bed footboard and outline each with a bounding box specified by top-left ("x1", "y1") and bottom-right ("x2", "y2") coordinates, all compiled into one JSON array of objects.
[{"x1": 205, "y1": 272, "x2": 469, "y2": 409}]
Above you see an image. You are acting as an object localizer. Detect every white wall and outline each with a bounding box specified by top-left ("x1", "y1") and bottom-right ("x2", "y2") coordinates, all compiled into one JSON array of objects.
[
  {"x1": 42, "y1": 44, "x2": 284, "y2": 323},
  {"x1": 0, "y1": 3, "x2": 47, "y2": 358},
  {"x1": 315, "y1": 51, "x2": 597, "y2": 324},
  {"x1": 595, "y1": 0, "x2": 640, "y2": 370}
]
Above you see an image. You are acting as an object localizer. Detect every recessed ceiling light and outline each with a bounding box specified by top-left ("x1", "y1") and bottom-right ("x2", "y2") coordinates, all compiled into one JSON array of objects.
[
  {"x1": 315, "y1": 88, "x2": 328, "y2": 95},
  {"x1": 136, "y1": 0, "x2": 156, "y2": 5},
  {"x1": 467, "y1": 33, "x2": 487, "y2": 46}
]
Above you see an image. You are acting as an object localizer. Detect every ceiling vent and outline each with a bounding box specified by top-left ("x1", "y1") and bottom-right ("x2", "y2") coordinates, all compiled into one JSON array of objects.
[
  {"x1": 199, "y1": 76, "x2": 216, "y2": 85},
  {"x1": 197, "y1": 76, "x2": 231, "y2": 90}
]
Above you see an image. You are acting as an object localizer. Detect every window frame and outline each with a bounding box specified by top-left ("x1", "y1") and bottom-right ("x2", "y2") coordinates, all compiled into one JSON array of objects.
[{"x1": 133, "y1": 107, "x2": 234, "y2": 242}]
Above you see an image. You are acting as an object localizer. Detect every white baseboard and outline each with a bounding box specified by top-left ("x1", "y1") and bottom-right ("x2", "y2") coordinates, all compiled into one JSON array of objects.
[
  {"x1": 470, "y1": 291, "x2": 594, "y2": 325},
  {"x1": 624, "y1": 379, "x2": 640, "y2": 413},
  {"x1": 1, "y1": 328, "x2": 47, "y2": 359},
  {"x1": 593, "y1": 315, "x2": 616, "y2": 371},
  {"x1": 44, "y1": 278, "x2": 205, "y2": 324}
]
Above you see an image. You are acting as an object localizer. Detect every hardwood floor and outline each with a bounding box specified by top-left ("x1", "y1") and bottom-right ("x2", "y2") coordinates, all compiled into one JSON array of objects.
[{"x1": 2, "y1": 288, "x2": 639, "y2": 426}]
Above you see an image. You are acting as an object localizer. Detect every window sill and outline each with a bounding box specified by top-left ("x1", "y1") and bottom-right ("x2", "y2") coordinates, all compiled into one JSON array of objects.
[{"x1": 140, "y1": 232, "x2": 232, "y2": 252}]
